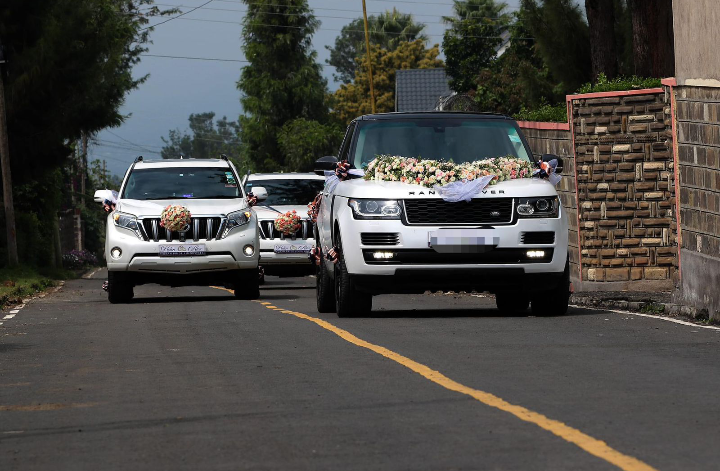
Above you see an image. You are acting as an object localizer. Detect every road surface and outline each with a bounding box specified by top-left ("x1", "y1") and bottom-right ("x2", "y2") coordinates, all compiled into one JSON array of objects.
[{"x1": 1, "y1": 270, "x2": 719, "y2": 470}]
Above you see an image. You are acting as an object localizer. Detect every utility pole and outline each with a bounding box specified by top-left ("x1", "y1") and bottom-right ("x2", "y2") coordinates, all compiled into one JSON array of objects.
[
  {"x1": 361, "y1": 0, "x2": 376, "y2": 113},
  {"x1": 102, "y1": 160, "x2": 107, "y2": 188},
  {"x1": 0, "y1": 39, "x2": 18, "y2": 266}
]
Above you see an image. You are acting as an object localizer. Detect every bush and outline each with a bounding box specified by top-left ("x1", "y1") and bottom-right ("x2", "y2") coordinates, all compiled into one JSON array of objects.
[
  {"x1": 514, "y1": 103, "x2": 568, "y2": 123},
  {"x1": 62, "y1": 249, "x2": 99, "y2": 270},
  {"x1": 576, "y1": 73, "x2": 662, "y2": 94}
]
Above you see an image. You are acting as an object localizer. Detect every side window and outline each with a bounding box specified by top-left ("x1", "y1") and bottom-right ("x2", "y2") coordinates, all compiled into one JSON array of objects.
[{"x1": 338, "y1": 122, "x2": 357, "y2": 162}]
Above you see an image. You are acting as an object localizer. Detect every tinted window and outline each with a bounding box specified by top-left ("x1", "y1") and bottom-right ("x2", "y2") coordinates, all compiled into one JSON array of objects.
[
  {"x1": 245, "y1": 179, "x2": 324, "y2": 206},
  {"x1": 122, "y1": 167, "x2": 240, "y2": 200},
  {"x1": 351, "y1": 119, "x2": 531, "y2": 169}
]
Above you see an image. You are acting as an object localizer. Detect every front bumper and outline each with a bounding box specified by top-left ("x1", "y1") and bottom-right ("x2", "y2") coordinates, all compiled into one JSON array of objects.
[
  {"x1": 105, "y1": 218, "x2": 259, "y2": 274},
  {"x1": 333, "y1": 198, "x2": 569, "y2": 283}
]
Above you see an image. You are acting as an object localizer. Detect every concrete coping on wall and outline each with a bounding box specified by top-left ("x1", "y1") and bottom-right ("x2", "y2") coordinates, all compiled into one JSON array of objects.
[
  {"x1": 566, "y1": 87, "x2": 664, "y2": 102},
  {"x1": 516, "y1": 121, "x2": 570, "y2": 131}
]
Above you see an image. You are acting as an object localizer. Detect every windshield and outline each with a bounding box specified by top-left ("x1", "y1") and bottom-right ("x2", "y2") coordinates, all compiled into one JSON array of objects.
[
  {"x1": 244, "y1": 179, "x2": 324, "y2": 206},
  {"x1": 122, "y1": 167, "x2": 241, "y2": 200},
  {"x1": 351, "y1": 119, "x2": 531, "y2": 169}
]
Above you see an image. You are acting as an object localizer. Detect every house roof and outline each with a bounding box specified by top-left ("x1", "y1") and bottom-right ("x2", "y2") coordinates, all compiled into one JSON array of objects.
[{"x1": 395, "y1": 68, "x2": 453, "y2": 112}]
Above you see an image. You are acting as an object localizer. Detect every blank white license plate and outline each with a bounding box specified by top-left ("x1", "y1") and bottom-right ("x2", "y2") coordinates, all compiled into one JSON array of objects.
[
  {"x1": 428, "y1": 229, "x2": 499, "y2": 253},
  {"x1": 159, "y1": 244, "x2": 207, "y2": 256},
  {"x1": 274, "y1": 244, "x2": 311, "y2": 254}
]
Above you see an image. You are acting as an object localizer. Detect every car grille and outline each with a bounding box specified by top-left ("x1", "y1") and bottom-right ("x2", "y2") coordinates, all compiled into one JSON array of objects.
[
  {"x1": 259, "y1": 219, "x2": 313, "y2": 240},
  {"x1": 521, "y1": 231, "x2": 555, "y2": 244},
  {"x1": 361, "y1": 233, "x2": 399, "y2": 246},
  {"x1": 403, "y1": 198, "x2": 514, "y2": 225},
  {"x1": 140, "y1": 217, "x2": 223, "y2": 242}
]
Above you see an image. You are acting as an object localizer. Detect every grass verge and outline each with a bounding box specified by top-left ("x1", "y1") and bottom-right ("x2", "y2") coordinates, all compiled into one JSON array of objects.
[{"x1": 0, "y1": 265, "x2": 77, "y2": 309}]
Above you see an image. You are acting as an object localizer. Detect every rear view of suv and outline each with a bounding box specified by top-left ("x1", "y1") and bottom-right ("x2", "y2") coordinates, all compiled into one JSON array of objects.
[{"x1": 97, "y1": 157, "x2": 260, "y2": 303}]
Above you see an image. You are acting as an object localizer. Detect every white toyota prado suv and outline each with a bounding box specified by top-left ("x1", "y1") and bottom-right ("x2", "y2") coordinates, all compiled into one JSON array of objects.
[
  {"x1": 314, "y1": 112, "x2": 570, "y2": 317},
  {"x1": 96, "y1": 157, "x2": 260, "y2": 303},
  {"x1": 243, "y1": 173, "x2": 324, "y2": 277}
]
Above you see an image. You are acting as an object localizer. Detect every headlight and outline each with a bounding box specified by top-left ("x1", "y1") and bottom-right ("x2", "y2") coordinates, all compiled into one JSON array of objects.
[
  {"x1": 516, "y1": 197, "x2": 560, "y2": 218},
  {"x1": 112, "y1": 212, "x2": 143, "y2": 239},
  {"x1": 348, "y1": 199, "x2": 402, "y2": 219},
  {"x1": 222, "y1": 210, "x2": 252, "y2": 238}
]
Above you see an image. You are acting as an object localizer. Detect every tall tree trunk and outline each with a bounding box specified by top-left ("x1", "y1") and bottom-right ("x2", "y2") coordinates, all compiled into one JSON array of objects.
[
  {"x1": 586, "y1": 0, "x2": 618, "y2": 80},
  {"x1": 629, "y1": 0, "x2": 652, "y2": 76},
  {"x1": 651, "y1": 0, "x2": 675, "y2": 77},
  {"x1": 630, "y1": 0, "x2": 675, "y2": 77}
]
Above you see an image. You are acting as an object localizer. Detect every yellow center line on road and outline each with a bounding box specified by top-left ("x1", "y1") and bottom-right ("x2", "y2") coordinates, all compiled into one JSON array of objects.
[{"x1": 214, "y1": 289, "x2": 658, "y2": 471}]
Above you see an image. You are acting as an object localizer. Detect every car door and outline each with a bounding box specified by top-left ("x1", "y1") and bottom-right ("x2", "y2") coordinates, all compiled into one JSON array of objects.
[{"x1": 318, "y1": 122, "x2": 356, "y2": 249}]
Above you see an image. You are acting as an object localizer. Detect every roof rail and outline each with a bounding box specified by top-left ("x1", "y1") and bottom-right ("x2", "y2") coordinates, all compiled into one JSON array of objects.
[
  {"x1": 220, "y1": 154, "x2": 229, "y2": 161},
  {"x1": 134, "y1": 155, "x2": 143, "y2": 163}
]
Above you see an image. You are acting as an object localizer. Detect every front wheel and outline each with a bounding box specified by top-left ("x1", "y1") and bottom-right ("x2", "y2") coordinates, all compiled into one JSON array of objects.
[
  {"x1": 107, "y1": 271, "x2": 133, "y2": 304},
  {"x1": 334, "y1": 238, "x2": 372, "y2": 318},
  {"x1": 317, "y1": 257, "x2": 336, "y2": 313},
  {"x1": 531, "y1": 260, "x2": 570, "y2": 316},
  {"x1": 233, "y1": 269, "x2": 260, "y2": 300}
]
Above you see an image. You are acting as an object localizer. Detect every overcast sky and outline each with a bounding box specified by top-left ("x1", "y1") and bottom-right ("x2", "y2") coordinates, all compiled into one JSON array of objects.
[{"x1": 92, "y1": 0, "x2": 522, "y2": 177}]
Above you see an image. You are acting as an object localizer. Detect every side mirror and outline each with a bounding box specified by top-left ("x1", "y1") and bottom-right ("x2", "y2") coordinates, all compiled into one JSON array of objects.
[
  {"x1": 314, "y1": 156, "x2": 338, "y2": 176},
  {"x1": 252, "y1": 186, "x2": 268, "y2": 202},
  {"x1": 541, "y1": 153, "x2": 563, "y2": 174},
  {"x1": 94, "y1": 189, "x2": 118, "y2": 204}
]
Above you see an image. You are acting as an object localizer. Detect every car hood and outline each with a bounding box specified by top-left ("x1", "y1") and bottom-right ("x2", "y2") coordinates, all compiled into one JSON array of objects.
[
  {"x1": 333, "y1": 177, "x2": 558, "y2": 199},
  {"x1": 253, "y1": 204, "x2": 309, "y2": 220},
  {"x1": 116, "y1": 198, "x2": 248, "y2": 217}
]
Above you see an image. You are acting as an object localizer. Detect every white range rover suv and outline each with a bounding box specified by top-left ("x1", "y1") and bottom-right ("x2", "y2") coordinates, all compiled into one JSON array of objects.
[
  {"x1": 315, "y1": 112, "x2": 570, "y2": 317},
  {"x1": 97, "y1": 157, "x2": 260, "y2": 303},
  {"x1": 244, "y1": 173, "x2": 324, "y2": 276}
]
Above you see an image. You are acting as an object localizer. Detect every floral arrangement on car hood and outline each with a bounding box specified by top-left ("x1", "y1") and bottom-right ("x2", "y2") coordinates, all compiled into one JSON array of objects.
[
  {"x1": 365, "y1": 155, "x2": 535, "y2": 188},
  {"x1": 160, "y1": 205, "x2": 192, "y2": 232},
  {"x1": 274, "y1": 210, "x2": 302, "y2": 235}
]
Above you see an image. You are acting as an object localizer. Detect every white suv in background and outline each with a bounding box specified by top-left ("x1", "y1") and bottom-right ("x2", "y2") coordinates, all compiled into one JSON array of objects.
[
  {"x1": 97, "y1": 157, "x2": 260, "y2": 303},
  {"x1": 244, "y1": 173, "x2": 325, "y2": 276}
]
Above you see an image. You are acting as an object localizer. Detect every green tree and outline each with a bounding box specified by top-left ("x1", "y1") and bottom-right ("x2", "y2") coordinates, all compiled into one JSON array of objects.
[
  {"x1": 237, "y1": 0, "x2": 329, "y2": 172},
  {"x1": 278, "y1": 119, "x2": 343, "y2": 171},
  {"x1": 161, "y1": 112, "x2": 243, "y2": 163},
  {"x1": 326, "y1": 9, "x2": 428, "y2": 83},
  {"x1": 442, "y1": 0, "x2": 511, "y2": 93},
  {"x1": 521, "y1": 0, "x2": 591, "y2": 95},
  {"x1": 333, "y1": 40, "x2": 444, "y2": 125}
]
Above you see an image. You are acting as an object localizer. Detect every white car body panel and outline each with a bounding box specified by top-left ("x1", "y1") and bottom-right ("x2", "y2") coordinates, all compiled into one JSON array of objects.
[{"x1": 106, "y1": 159, "x2": 259, "y2": 275}]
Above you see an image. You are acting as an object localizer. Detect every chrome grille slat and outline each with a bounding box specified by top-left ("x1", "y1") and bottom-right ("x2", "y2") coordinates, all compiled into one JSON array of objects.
[
  {"x1": 206, "y1": 219, "x2": 213, "y2": 241},
  {"x1": 193, "y1": 219, "x2": 200, "y2": 241},
  {"x1": 165, "y1": 228, "x2": 172, "y2": 242},
  {"x1": 151, "y1": 220, "x2": 159, "y2": 242},
  {"x1": 258, "y1": 219, "x2": 313, "y2": 240}
]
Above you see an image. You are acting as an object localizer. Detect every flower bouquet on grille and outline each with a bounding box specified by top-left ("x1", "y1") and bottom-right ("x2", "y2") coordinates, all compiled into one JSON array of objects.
[
  {"x1": 160, "y1": 205, "x2": 192, "y2": 232},
  {"x1": 274, "y1": 210, "x2": 302, "y2": 236}
]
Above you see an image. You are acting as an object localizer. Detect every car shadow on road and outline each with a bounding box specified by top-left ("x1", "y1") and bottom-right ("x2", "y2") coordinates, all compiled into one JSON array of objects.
[
  {"x1": 129, "y1": 295, "x2": 235, "y2": 304},
  {"x1": 367, "y1": 306, "x2": 596, "y2": 318}
]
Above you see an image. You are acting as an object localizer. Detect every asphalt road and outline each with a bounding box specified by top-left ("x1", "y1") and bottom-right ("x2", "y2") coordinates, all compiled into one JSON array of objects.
[{"x1": 1, "y1": 270, "x2": 720, "y2": 471}]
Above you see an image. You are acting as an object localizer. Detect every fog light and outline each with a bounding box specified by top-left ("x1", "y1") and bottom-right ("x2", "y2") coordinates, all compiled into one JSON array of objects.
[
  {"x1": 372, "y1": 251, "x2": 394, "y2": 259},
  {"x1": 243, "y1": 244, "x2": 255, "y2": 256},
  {"x1": 110, "y1": 247, "x2": 122, "y2": 259},
  {"x1": 527, "y1": 250, "x2": 545, "y2": 258},
  {"x1": 517, "y1": 204, "x2": 535, "y2": 216}
]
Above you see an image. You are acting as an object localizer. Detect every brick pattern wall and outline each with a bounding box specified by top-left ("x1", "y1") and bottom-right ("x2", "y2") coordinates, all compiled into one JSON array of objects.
[
  {"x1": 571, "y1": 91, "x2": 678, "y2": 283},
  {"x1": 675, "y1": 85, "x2": 720, "y2": 318},
  {"x1": 519, "y1": 125, "x2": 579, "y2": 280}
]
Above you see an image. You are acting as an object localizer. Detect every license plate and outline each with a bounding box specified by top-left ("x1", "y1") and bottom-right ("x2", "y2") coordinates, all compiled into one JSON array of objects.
[
  {"x1": 274, "y1": 244, "x2": 312, "y2": 254},
  {"x1": 428, "y1": 229, "x2": 499, "y2": 253},
  {"x1": 159, "y1": 244, "x2": 207, "y2": 256}
]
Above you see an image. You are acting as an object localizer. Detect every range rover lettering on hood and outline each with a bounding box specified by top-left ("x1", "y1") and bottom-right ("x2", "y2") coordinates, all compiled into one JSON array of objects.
[{"x1": 408, "y1": 189, "x2": 505, "y2": 195}]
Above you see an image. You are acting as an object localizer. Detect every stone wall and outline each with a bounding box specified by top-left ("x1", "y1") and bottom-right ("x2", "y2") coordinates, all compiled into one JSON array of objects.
[
  {"x1": 570, "y1": 90, "x2": 678, "y2": 286},
  {"x1": 674, "y1": 85, "x2": 720, "y2": 319},
  {"x1": 518, "y1": 122, "x2": 579, "y2": 281}
]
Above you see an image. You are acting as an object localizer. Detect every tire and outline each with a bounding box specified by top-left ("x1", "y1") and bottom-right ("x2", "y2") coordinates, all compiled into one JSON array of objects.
[
  {"x1": 233, "y1": 269, "x2": 260, "y2": 300},
  {"x1": 531, "y1": 259, "x2": 570, "y2": 316},
  {"x1": 107, "y1": 271, "x2": 133, "y2": 304},
  {"x1": 495, "y1": 293, "x2": 530, "y2": 314},
  {"x1": 316, "y1": 257, "x2": 336, "y2": 313},
  {"x1": 334, "y1": 237, "x2": 372, "y2": 318}
]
